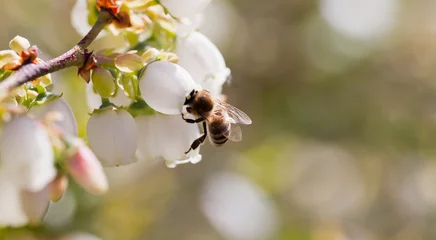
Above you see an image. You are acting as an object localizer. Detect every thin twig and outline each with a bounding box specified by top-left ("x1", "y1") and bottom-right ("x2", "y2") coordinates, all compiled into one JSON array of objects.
[{"x1": 0, "y1": 10, "x2": 114, "y2": 96}]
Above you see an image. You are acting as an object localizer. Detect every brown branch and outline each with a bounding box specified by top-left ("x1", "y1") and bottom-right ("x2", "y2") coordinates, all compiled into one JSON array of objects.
[{"x1": 0, "y1": 10, "x2": 114, "y2": 97}]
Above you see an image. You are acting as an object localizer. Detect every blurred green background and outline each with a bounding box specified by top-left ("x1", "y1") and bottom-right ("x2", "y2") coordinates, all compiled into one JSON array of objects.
[{"x1": 3, "y1": 0, "x2": 436, "y2": 239}]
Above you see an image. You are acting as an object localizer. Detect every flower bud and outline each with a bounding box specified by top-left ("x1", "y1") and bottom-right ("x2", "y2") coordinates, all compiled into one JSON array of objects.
[
  {"x1": 115, "y1": 53, "x2": 144, "y2": 73},
  {"x1": 0, "y1": 50, "x2": 20, "y2": 69},
  {"x1": 66, "y1": 139, "x2": 108, "y2": 195},
  {"x1": 48, "y1": 174, "x2": 68, "y2": 202},
  {"x1": 91, "y1": 68, "x2": 115, "y2": 98},
  {"x1": 86, "y1": 82, "x2": 131, "y2": 110},
  {"x1": 34, "y1": 72, "x2": 52, "y2": 86},
  {"x1": 141, "y1": 48, "x2": 160, "y2": 63},
  {"x1": 9, "y1": 35, "x2": 30, "y2": 54},
  {"x1": 165, "y1": 52, "x2": 179, "y2": 63},
  {"x1": 140, "y1": 61, "x2": 198, "y2": 114},
  {"x1": 87, "y1": 109, "x2": 138, "y2": 167},
  {"x1": 26, "y1": 89, "x2": 38, "y2": 99}
]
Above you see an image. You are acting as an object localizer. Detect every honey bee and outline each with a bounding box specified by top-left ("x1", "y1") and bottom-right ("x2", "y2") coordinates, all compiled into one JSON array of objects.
[{"x1": 182, "y1": 89, "x2": 252, "y2": 153}]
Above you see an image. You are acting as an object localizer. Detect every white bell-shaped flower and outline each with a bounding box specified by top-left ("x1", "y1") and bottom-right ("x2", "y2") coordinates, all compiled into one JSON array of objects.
[
  {"x1": 0, "y1": 115, "x2": 55, "y2": 191},
  {"x1": 135, "y1": 114, "x2": 202, "y2": 168},
  {"x1": 160, "y1": 0, "x2": 211, "y2": 19},
  {"x1": 87, "y1": 109, "x2": 138, "y2": 167},
  {"x1": 0, "y1": 116, "x2": 55, "y2": 227},
  {"x1": 86, "y1": 82, "x2": 131, "y2": 111},
  {"x1": 139, "y1": 61, "x2": 199, "y2": 114},
  {"x1": 28, "y1": 98, "x2": 78, "y2": 136},
  {"x1": 200, "y1": 172, "x2": 279, "y2": 240},
  {"x1": 175, "y1": 31, "x2": 230, "y2": 96}
]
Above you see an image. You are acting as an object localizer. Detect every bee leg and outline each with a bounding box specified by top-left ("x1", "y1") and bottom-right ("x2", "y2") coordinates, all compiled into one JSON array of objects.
[
  {"x1": 181, "y1": 114, "x2": 204, "y2": 124},
  {"x1": 185, "y1": 122, "x2": 207, "y2": 154}
]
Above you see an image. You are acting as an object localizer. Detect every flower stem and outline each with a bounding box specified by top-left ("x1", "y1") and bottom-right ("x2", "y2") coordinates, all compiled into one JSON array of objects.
[{"x1": 0, "y1": 9, "x2": 114, "y2": 98}]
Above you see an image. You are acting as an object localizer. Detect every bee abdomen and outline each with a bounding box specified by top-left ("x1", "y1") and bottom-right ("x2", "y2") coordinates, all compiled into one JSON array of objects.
[{"x1": 209, "y1": 121, "x2": 230, "y2": 146}]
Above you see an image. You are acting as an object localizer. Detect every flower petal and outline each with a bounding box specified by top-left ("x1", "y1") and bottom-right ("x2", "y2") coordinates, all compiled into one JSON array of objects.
[
  {"x1": 135, "y1": 114, "x2": 202, "y2": 168},
  {"x1": 176, "y1": 31, "x2": 229, "y2": 96},
  {"x1": 140, "y1": 61, "x2": 198, "y2": 114},
  {"x1": 0, "y1": 177, "x2": 27, "y2": 227},
  {"x1": 87, "y1": 109, "x2": 138, "y2": 167},
  {"x1": 21, "y1": 185, "x2": 50, "y2": 226},
  {"x1": 0, "y1": 50, "x2": 20, "y2": 69},
  {"x1": 160, "y1": 0, "x2": 211, "y2": 19}
]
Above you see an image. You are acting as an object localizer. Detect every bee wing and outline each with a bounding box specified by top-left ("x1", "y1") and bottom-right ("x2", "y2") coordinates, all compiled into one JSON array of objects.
[
  {"x1": 217, "y1": 101, "x2": 252, "y2": 125},
  {"x1": 224, "y1": 124, "x2": 243, "y2": 142}
]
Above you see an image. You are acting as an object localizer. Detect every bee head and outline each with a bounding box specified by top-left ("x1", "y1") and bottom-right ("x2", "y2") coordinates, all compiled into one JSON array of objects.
[{"x1": 184, "y1": 89, "x2": 198, "y2": 105}]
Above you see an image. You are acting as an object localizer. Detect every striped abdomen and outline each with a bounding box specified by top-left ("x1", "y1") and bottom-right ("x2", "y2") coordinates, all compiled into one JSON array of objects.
[{"x1": 208, "y1": 119, "x2": 230, "y2": 146}]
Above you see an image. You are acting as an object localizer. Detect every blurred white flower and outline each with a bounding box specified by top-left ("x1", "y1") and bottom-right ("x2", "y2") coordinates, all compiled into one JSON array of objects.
[
  {"x1": 0, "y1": 116, "x2": 55, "y2": 226},
  {"x1": 176, "y1": 31, "x2": 230, "y2": 97},
  {"x1": 136, "y1": 114, "x2": 202, "y2": 168},
  {"x1": 175, "y1": 13, "x2": 204, "y2": 36},
  {"x1": 200, "y1": 172, "x2": 279, "y2": 240},
  {"x1": 59, "y1": 232, "x2": 102, "y2": 240},
  {"x1": 86, "y1": 82, "x2": 131, "y2": 111},
  {"x1": 160, "y1": 0, "x2": 211, "y2": 19},
  {"x1": 289, "y1": 144, "x2": 365, "y2": 220},
  {"x1": 140, "y1": 61, "x2": 200, "y2": 115},
  {"x1": 29, "y1": 98, "x2": 78, "y2": 136},
  {"x1": 87, "y1": 109, "x2": 138, "y2": 167},
  {"x1": 71, "y1": 0, "x2": 105, "y2": 38},
  {"x1": 0, "y1": 116, "x2": 55, "y2": 191},
  {"x1": 320, "y1": 0, "x2": 399, "y2": 39}
]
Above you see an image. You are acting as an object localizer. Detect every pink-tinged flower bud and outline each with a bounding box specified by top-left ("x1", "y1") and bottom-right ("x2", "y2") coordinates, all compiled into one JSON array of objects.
[
  {"x1": 115, "y1": 53, "x2": 144, "y2": 73},
  {"x1": 9, "y1": 35, "x2": 30, "y2": 54},
  {"x1": 91, "y1": 68, "x2": 115, "y2": 98},
  {"x1": 66, "y1": 140, "x2": 108, "y2": 195},
  {"x1": 0, "y1": 50, "x2": 20, "y2": 69},
  {"x1": 87, "y1": 109, "x2": 138, "y2": 166},
  {"x1": 48, "y1": 174, "x2": 69, "y2": 202},
  {"x1": 29, "y1": 98, "x2": 78, "y2": 136},
  {"x1": 140, "y1": 61, "x2": 199, "y2": 114}
]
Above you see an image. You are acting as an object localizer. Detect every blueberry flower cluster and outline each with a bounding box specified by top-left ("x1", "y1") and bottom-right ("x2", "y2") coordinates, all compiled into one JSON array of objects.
[{"x1": 0, "y1": 0, "x2": 245, "y2": 227}]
